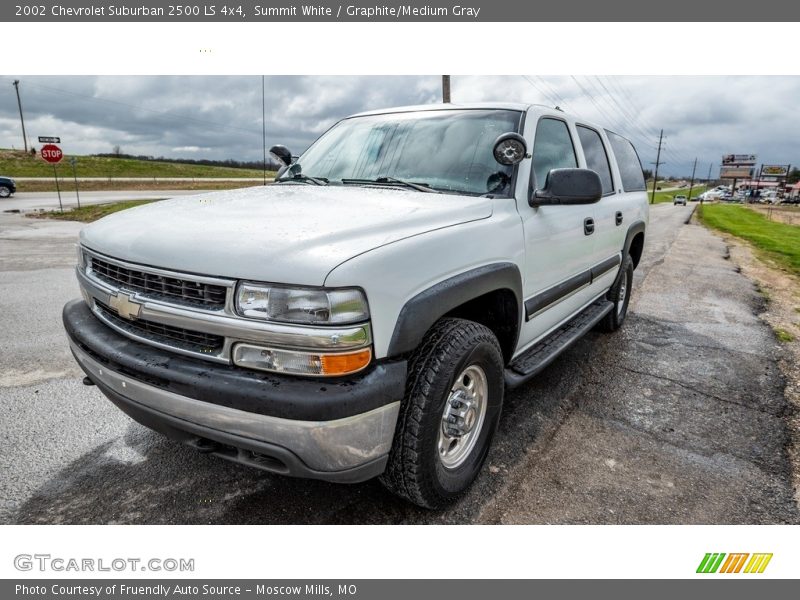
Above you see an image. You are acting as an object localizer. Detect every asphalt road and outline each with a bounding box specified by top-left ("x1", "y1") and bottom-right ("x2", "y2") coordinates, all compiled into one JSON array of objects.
[
  {"x1": 2, "y1": 190, "x2": 212, "y2": 213},
  {"x1": 0, "y1": 203, "x2": 797, "y2": 524}
]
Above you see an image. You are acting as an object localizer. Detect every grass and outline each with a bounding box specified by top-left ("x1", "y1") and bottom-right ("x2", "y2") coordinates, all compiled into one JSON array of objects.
[
  {"x1": 698, "y1": 204, "x2": 800, "y2": 277},
  {"x1": 651, "y1": 185, "x2": 707, "y2": 204},
  {"x1": 15, "y1": 180, "x2": 259, "y2": 193},
  {"x1": 27, "y1": 199, "x2": 162, "y2": 222},
  {"x1": 0, "y1": 149, "x2": 270, "y2": 179},
  {"x1": 774, "y1": 327, "x2": 795, "y2": 343}
]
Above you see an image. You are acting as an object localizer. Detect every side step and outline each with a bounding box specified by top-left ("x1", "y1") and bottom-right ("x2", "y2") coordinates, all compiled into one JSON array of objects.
[{"x1": 505, "y1": 299, "x2": 614, "y2": 389}]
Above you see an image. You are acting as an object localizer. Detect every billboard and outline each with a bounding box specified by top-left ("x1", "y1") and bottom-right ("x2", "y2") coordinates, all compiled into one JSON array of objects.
[
  {"x1": 720, "y1": 165, "x2": 754, "y2": 179},
  {"x1": 722, "y1": 154, "x2": 757, "y2": 166},
  {"x1": 760, "y1": 164, "x2": 790, "y2": 178}
]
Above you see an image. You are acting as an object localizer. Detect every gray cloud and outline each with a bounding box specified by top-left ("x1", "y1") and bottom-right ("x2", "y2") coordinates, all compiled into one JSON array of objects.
[{"x1": 1, "y1": 75, "x2": 797, "y2": 177}]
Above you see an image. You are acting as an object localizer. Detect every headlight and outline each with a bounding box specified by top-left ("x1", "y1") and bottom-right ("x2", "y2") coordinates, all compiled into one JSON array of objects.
[
  {"x1": 232, "y1": 344, "x2": 372, "y2": 377},
  {"x1": 236, "y1": 283, "x2": 369, "y2": 325}
]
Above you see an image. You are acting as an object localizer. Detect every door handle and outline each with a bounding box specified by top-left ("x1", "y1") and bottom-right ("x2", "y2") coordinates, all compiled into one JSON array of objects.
[
  {"x1": 615, "y1": 211, "x2": 623, "y2": 226},
  {"x1": 584, "y1": 217, "x2": 595, "y2": 236}
]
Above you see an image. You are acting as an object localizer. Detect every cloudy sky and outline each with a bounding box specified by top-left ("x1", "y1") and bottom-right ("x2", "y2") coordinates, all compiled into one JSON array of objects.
[{"x1": 1, "y1": 75, "x2": 798, "y2": 177}]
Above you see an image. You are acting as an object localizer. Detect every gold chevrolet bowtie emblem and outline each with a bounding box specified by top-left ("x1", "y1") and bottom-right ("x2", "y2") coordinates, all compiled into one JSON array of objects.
[{"x1": 108, "y1": 292, "x2": 142, "y2": 320}]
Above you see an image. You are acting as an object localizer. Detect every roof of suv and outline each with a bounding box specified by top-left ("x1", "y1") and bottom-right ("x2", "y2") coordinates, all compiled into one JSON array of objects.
[{"x1": 350, "y1": 102, "x2": 544, "y2": 118}]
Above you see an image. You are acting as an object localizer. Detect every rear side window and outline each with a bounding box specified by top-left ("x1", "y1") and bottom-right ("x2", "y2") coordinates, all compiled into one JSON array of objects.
[
  {"x1": 576, "y1": 126, "x2": 614, "y2": 195},
  {"x1": 606, "y1": 131, "x2": 646, "y2": 192},
  {"x1": 531, "y1": 118, "x2": 577, "y2": 189}
]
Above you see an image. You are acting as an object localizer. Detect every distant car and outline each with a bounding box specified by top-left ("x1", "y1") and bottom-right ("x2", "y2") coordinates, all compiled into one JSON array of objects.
[
  {"x1": 760, "y1": 191, "x2": 780, "y2": 204},
  {"x1": 0, "y1": 176, "x2": 16, "y2": 198},
  {"x1": 700, "y1": 190, "x2": 721, "y2": 201},
  {"x1": 673, "y1": 195, "x2": 688, "y2": 206},
  {"x1": 690, "y1": 196, "x2": 701, "y2": 202}
]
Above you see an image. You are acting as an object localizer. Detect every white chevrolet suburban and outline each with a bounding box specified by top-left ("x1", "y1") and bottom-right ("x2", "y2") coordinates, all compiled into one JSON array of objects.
[{"x1": 63, "y1": 103, "x2": 648, "y2": 508}]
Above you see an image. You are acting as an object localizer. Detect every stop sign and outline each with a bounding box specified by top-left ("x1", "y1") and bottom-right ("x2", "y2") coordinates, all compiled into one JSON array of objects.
[{"x1": 41, "y1": 144, "x2": 63, "y2": 164}]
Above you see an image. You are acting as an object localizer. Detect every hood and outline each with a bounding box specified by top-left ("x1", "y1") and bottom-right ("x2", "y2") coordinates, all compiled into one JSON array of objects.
[{"x1": 80, "y1": 184, "x2": 493, "y2": 285}]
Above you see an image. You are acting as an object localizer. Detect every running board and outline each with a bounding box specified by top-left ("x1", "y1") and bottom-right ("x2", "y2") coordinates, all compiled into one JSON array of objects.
[{"x1": 505, "y1": 299, "x2": 614, "y2": 389}]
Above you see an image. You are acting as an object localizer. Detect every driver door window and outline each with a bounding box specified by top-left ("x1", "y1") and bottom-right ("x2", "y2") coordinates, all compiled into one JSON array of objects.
[{"x1": 531, "y1": 118, "x2": 577, "y2": 189}]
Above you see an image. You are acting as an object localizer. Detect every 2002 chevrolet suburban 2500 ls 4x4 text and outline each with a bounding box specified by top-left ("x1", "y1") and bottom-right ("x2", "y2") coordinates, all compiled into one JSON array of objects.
[{"x1": 63, "y1": 103, "x2": 648, "y2": 508}]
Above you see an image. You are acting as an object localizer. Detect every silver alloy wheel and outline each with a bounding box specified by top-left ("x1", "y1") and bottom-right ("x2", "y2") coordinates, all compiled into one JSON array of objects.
[
  {"x1": 0, "y1": 187, "x2": 10, "y2": 198},
  {"x1": 438, "y1": 364, "x2": 488, "y2": 469},
  {"x1": 617, "y1": 270, "x2": 629, "y2": 317}
]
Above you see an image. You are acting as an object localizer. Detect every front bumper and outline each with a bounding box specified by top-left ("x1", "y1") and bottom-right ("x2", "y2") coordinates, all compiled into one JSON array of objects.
[{"x1": 64, "y1": 299, "x2": 407, "y2": 483}]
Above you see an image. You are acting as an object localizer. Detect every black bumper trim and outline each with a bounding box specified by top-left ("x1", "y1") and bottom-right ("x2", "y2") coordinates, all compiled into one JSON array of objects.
[
  {"x1": 64, "y1": 299, "x2": 407, "y2": 422},
  {"x1": 100, "y1": 380, "x2": 387, "y2": 483}
]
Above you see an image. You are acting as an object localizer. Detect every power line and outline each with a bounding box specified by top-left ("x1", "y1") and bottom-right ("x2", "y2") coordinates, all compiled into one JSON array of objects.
[
  {"x1": 520, "y1": 76, "x2": 561, "y2": 109},
  {"x1": 606, "y1": 76, "x2": 706, "y2": 166},
  {"x1": 535, "y1": 76, "x2": 576, "y2": 114}
]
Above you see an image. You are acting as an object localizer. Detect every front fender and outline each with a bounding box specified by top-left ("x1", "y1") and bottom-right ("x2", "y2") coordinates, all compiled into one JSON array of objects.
[{"x1": 387, "y1": 263, "x2": 523, "y2": 357}]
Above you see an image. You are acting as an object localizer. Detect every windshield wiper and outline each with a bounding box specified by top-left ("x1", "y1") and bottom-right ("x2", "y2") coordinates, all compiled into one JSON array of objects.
[
  {"x1": 276, "y1": 173, "x2": 329, "y2": 186},
  {"x1": 341, "y1": 176, "x2": 440, "y2": 193}
]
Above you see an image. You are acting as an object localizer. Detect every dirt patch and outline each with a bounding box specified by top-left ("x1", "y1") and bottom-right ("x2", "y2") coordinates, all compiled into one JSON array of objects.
[
  {"x1": 745, "y1": 204, "x2": 800, "y2": 226},
  {"x1": 704, "y1": 226, "x2": 800, "y2": 505}
]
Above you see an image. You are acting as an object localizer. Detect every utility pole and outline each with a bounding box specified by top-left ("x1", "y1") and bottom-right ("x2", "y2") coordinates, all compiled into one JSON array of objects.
[
  {"x1": 261, "y1": 75, "x2": 267, "y2": 186},
  {"x1": 687, "y1": 157, "x2": 697, "y2": 201},
  {"x1": 70, "y1": 156, "x2": 81, "y2": 209},
  {"x1": 442, "y1": 75, "x2": 451, "y2": 103},
  {"x1": 649, "y1": 129, "x2": 664, "y2": 205},
  {"x1": 701, "y1": 163, "x2": 713, "y2": 205},
  {"x1": 12, "y1": 80, "x2": 28, "y2": 152}
]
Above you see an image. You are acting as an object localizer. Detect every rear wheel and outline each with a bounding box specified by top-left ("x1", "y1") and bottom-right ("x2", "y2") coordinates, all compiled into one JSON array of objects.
[
  {"x1": 596, "y1": 254, "x2": 634, "y2": 333},
  {"x1": 379, "y1": 318, "x2": 504, "y2": 509}
]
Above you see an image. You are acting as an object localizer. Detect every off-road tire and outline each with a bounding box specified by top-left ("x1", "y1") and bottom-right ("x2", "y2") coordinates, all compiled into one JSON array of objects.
[
  {"x1": 596, "y1": 254, "x2": 634, "y2": 332},
  {"x1": 379, "y1": 318, "x2": 504, "y2": 509}
]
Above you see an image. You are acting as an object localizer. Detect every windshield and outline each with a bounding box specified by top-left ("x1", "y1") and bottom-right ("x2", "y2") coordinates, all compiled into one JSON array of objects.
[{"x1": 278, "y1": 109, "x2": 523, "y2": 196}]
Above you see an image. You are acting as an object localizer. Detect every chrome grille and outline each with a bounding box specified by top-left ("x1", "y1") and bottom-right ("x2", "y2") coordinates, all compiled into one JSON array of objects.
[
  {"x1": 89, "y1": 256, "x2": 227, "y2": 309},
  {"x1": 95, "y1": 300, "x2": 224, "y2": 354}
]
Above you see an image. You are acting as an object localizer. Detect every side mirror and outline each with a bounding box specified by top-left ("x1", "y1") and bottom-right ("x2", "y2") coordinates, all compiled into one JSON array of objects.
[
  {"x1": 269, "y1": 145, "x2": 293, "y2": 167},
  {"x1": 530, "y1": 168, "x2": 603, "y2": 206}
]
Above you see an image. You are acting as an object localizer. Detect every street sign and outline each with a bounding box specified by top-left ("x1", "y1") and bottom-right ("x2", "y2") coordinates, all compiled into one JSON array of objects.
[
  {"x1": 38, "y1": 136, "x2": 61, "y2": 144},
  {"x1": 40, "y1": 144, "x2": 63, "y2": 163}
]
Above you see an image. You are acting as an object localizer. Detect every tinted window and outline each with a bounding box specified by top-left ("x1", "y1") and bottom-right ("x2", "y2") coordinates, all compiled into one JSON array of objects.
[
  {"x1": 577, "y1": 126, "x2": 613, "y2": 195},
  {"x1": 606, "y1": 130, "x2": 646, "y2": 191},
  {"x1": 531, "y1": 118, "x2": 577, "y2": 189}
]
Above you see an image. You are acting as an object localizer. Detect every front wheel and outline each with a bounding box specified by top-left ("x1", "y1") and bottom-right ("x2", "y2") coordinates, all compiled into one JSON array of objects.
[
  {"x1": 0, "y1": 186, "x2": 11, "y2": 198},
  {"x1": 596, "y1": 254, "x2": 634, "y2": 333},
  {"x1": 379, "y1": 318, "x2": 504, "y2": 509}
]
